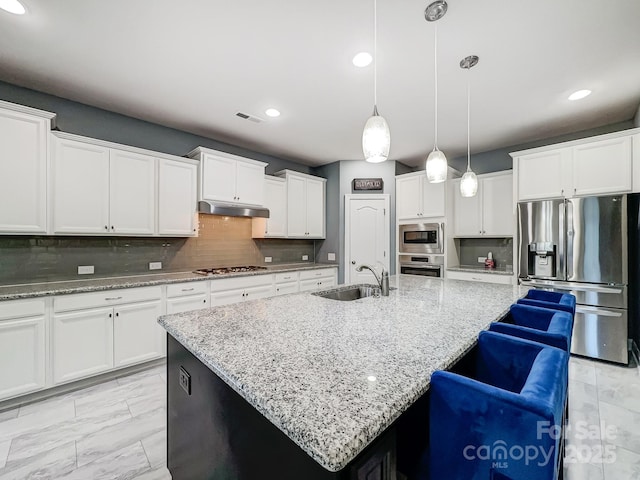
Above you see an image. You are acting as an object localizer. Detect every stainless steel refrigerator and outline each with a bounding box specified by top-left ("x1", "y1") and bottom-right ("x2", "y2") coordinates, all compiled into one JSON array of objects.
[{"x1": 518, "y1": 194, "x2": 629, "y2": 364}]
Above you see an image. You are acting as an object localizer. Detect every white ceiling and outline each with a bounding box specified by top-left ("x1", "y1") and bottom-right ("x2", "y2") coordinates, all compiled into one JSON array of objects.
[{"x1": 0, "y1": 0, "x2": 639, "y2": 167}]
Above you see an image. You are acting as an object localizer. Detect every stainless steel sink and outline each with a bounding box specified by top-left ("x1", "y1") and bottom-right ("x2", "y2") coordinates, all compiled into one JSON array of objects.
[{"x1": 312, "y1": 284, "x2": 395, "y2": 301}]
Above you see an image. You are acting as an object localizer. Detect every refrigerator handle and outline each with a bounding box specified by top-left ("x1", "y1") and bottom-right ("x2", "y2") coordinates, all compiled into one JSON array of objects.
[
  {"x1": 565, "y1": 200, "x2": 574, "y2": 280},
  {"x1": 558, "y1": 201, "x2": 565, "y2": 280}
]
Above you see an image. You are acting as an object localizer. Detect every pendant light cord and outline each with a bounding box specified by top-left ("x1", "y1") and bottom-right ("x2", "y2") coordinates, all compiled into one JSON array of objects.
[
  {"x1": 467, "y1": 66, "x2": 471, "y2": 171},
  {"x1": 373, "y1": 0, "x2": 378, "y2": 110},
  {"x1": 433, "y1": 23, "x2": 438, "y2": 151}
]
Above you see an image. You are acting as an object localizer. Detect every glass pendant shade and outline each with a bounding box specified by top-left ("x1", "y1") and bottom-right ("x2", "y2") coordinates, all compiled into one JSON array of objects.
[
  {"x1": 362, "y1": 111, "x2": 390, "y2": 163},
  {"x1": 425, "y1": 149, "x2": 447, "y2": 183},
  {"x1": 460, "y1": 170, "x2": 478, "y2": 197}
]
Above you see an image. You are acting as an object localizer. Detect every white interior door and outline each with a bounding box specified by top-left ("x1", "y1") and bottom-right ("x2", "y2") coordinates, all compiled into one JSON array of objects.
[{"x1": 345, "y1": 195, "x2": 390, "y2": 284}]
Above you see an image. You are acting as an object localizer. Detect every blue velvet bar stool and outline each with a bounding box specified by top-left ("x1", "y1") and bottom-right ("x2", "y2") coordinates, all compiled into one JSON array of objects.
[
  {"x1": 429, "y1": 331, "x2": 568, "y2": 480},
  {"x1": 489, "y1": 304, "x2": 574, "y2": 351},
  {"x1": 517, "y1": 290, "x2": 576, "y2": 316}
]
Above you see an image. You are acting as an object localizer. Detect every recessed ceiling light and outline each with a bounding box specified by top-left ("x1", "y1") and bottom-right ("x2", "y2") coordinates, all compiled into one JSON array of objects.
[
  {"x1": 265, "y1": 108, "x2": 280, "y2": 118},
  {"x1": 352, "y1": 52, "x2": 373, "y2": 68},
  {"x1": 0, "y1": 0, "x2": 26, "y2": 14},
  {"x1": 568, "y1": 89, "x2": 592, "y2": 101}
]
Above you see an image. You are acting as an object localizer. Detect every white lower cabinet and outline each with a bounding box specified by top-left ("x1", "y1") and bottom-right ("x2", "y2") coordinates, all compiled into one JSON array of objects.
[
  {"x1": 298, "y1": 268, "x2": 337, "y2": 292},
  {"x1": 210, "y1": 275, "x2": 275, "y2": 306},
  {"x1": 114, "y1": 301, "x2": 163, "y2": 368},
  {"x1": 274, "y1": 272, "x2": 299, "y2": 296},
  {"x1": 52, "y1": 286, "x2": 163, "y2": 386},
  {"x1": 446, "y1": 270, "x2": 514, "y2": 285},
  {"x1": 166, "y1": 282, "x2": 210, "y2": 314},
  {"x1": 53, "y1": 307, "x2": 114, "y2": 385},
  {"x1": 0, "y1": 299, "x2": 46, "y2": 401}
]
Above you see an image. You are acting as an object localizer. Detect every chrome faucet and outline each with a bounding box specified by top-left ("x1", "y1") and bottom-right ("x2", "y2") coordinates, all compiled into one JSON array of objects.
[{"x1": 355, "y1": 264, "x2": 390, "y2": 296}]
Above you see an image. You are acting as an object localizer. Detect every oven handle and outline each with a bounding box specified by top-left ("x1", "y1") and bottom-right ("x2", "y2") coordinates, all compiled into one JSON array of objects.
[{"x1": 400, "y1": 264, "x2": 442, "y2": 270}]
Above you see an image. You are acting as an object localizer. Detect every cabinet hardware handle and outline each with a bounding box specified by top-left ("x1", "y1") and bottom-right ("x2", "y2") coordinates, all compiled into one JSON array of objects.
[
  {"x1": 116, "y1": 312, "x2": 119, "y2": 317},
  {"x1": 109, "y1": 313, "x2": 112, "y2": 318},
  {"x1": 203, "y1": 299, "x2": 206, "y2": 303},
  {"x1": 574, "y1": 188, "x2": 577, "y2": 195},
  {"x1": 181, "y1": 288, "x2": 195, "y2": 292},
  {"x1": 111, "y1": 226, "x2": 114, "y2": 230},
  {"x1": 193, "y1": 229, "x2": 196, "y2": 232},
  {"x1": 104, "y1": 225, "x2": 108, "y2": 230},
  {"x1": 561, "y1": 189, "x2": 564, "y2": 196},
  {"x1": 105, "y1": 296, "x2": 123, "y2": 301},
  {"x1": 277, "y1": 288, "x2": 280, "y2": 292}
]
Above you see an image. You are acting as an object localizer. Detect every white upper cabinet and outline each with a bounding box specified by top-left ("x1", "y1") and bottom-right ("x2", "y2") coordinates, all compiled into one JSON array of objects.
[
  {"x1": 513, "y1": 129, "x2": 639, "y2": 201},
  {"x1": 396, "y1": 172, "x2": 445, "y2": 220},
  {"x1": 158, "y1": 158, "x2": 198, "y2": 236},
  {"x1": 0, "y1": 102, "x2": 55, "y2": 234},
  {"x1": 453, "y1": 171, "x2": 513, "y2": 237},
  {"x1": 252, "y1": 176, "x2": 287, "y2": 238},
  {"x1": 109, "y1": 150, "x2": 156, "y2": 235},
  {"x1": 188, "y1": 147, "x2": 267, "y2": 206},
  {"x1": 276, "y1": 170, "x2": 326, "y2": 239},
  {"x1": 52, "y1": 136, "x2": 111, "y2": 234}
]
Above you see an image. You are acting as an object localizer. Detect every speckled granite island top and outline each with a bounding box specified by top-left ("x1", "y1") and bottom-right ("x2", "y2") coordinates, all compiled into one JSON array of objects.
[
  {"x1": 447, "y1": 265, "x2": 515, "y2": 276},
  {"x1": 0, "y1": 263, "x2": 336, "y2": 301},
  {"x1": 158, "y1": 275, "x2": 529, "y2": 472}
]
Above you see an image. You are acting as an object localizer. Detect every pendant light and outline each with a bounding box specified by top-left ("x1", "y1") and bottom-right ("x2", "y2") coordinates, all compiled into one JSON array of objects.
[
  {"x1": 459, "y1": 55, "x2": 479, "y2": 198},
  {"x1": 362, "y1": 0, "x2": 390, "y2": 163},
  {"x1": 425, "y1": 0, "x2": 448, "y2": 183}
]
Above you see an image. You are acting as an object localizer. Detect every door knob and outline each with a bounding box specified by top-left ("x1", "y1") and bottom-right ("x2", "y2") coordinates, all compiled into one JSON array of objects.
[{"x1": 351, "y1": 261, "x2": 356, "y2": 265}]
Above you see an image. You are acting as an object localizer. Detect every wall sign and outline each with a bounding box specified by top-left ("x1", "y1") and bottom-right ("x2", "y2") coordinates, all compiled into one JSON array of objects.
[{"x1": 352, "y1": 178, "x2": 384, "y2": 191}]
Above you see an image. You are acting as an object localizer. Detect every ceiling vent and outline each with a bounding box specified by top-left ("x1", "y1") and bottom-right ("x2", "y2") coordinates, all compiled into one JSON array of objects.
[{"x1": 235, "y1": 112, "x2": 264, "y2": 123}]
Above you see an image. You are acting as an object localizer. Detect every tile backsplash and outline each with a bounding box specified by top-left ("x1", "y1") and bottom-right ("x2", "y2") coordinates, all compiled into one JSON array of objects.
[
  {"x1": 457, "y1": 237, "x2": 514, "y2": 270},
  {"x1": 0, "y1": 215, "x2": 315, "y2": 285}
]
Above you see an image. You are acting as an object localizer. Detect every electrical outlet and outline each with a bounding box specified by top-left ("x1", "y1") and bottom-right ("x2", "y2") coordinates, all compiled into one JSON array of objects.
[
  {"x1": 302, "y1": 255, "x2": 309, "y2": 261},
  {"x1": 78, "y1": 265, "x2": 94, "y2": 275},
  {"x1": 478, "y1": 256, "x2": 487, "y2": 263},
  {"x1": 264, "y1": 256, "x2": 273, "y2": 263},
  {"x1": 149, "y1": 262, "x2": 162, "y2": 270},
  {"x1": 179, "y1": 367, "x2": 191, "y2": 395},
  {"x1": 328, "y1": 253, "x2": 336, "y2": 261}
]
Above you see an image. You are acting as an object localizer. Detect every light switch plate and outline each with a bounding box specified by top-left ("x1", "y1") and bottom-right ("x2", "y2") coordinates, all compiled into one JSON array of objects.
[
  {"x1": 302, "y1": 255, "x2": 309, "y2": 261},
  {"x1": 78, "y1": 265, "x2": 94, "y2": 275},
  {"x1": 264, "y1": 256, "x2": 273, "y2": 263},
  {"x1": 328, "y1": 253, "x2": 336, "y2": 261},
  {"x1": 149, "y1": 262, "x2": 162, "y2": 270},
  {"x1": 478, "y1": 257, "x2": 487, "y2": 263}
]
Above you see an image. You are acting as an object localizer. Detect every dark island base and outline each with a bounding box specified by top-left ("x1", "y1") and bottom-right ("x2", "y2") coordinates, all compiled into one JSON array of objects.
[{"x1": 167, "y1": 334, "x2": 403, "y2": 480}]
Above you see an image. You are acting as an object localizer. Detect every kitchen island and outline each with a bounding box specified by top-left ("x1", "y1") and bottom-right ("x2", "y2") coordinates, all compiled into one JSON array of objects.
[{"x1": 158, "y1": 275, "x2": 528, "y2": 479}]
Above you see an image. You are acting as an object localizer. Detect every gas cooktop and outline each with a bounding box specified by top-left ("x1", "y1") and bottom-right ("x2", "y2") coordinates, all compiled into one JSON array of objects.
[{"x1": 193, "y1": 266, "x2": 268, "y2": 276}]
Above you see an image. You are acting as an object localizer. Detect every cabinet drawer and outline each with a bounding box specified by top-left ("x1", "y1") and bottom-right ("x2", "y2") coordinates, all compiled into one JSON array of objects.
[
  {"x1": 210, "y1": 274, "x2": 274, "y2": 292},
  {"x1": 0, "y1": 298, "x2": 46, "y2": 321},
  {"x1": 166, "y1": 281, "x2": 209, "y2": 298},
  {"x1": 54, "y1": 286, "x2": 162, "y2": 312},
  {"x1": 446, "y1": 270, "x2": 514, "y2": 285},
  {"x1": 275, "y1": 272, "x2": 299, "y2": 283},
  {"x1": 275, "y1": 281, "x2": 299, "y2": 296},
  {"x1": 299, "y1": 268, "x2": 336, "y2": 280}
]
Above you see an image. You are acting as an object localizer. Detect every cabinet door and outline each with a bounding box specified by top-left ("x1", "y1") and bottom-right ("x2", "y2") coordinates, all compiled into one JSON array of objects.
[
  {"x1": 158, "y1": 159, "x2": 197, "y2": 236},
  {"x1": 299, "y1": 278, "x2": 322, "y2": 292},
  {"x1": 573, "y1": 137, "x2": 632, "y2": 196},
  {"x1": 201, "y1": 154, "x2": 236, "y2": 202},
  {"x1": 422, "y1": 176, "x2": 445, "y2": 217},
  {"x1": 53, "y1": 307, "x2": 114, "y2": 384},
  {"x1": 275, "y1": 281, "x2": 299, "y2": 296},
  {"x1": 396, "y1": 176, "x2": 422, "y2": 219},
  {"x1": 235, "y1": 161, "x2": 265, "y2": 206},
  {"x1": 287, "y1": 175, "x2": 307, "y2": 237},
  {"x1": 244, "y1": 284, "x2": 275, "y2": 301},
  {"x1": 482, "y1": 174, "x2": 514, "y2": 236},
  {"x1": 453, "y1": 179, "x2": 482, "y2": 236},
  {"x1": 0, "y1": 110, "x2": 48, "y2": 233},
  {"x1": 306, "y1": 178, "x2": 325, "y2": 238},
  {"x1": 0, "y1": 316, "x2": 46, "y2": 400},
  {"x1": 316, "y1": 277, "x2": 336, "y2": 290},
  {"x1": 113, "y1": 301, "x2": 164, "y2": 368},
  {"x1": 210, "y1": 288, "x2": 246, "y2": 306},
  {"x1": 166, "y1": 295, "x2": 208, "y2": 314},
  {"x1": 109, "y1": 150, "x2": 156, "y2": 235},
  {"x1": 52, "y1": 138, "x2": 110, "y2": 234},
  {"x1": 264, "y1": 178, "x2": 287, "y2": 237},
  {"x1": 517, "y1": 149, "x2": 571, "y2": 201}
]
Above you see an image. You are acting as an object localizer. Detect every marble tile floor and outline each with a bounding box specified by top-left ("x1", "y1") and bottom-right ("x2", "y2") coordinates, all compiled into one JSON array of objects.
[{"x1": 0, "y1": 356, "x2": 638, "y2": 479}]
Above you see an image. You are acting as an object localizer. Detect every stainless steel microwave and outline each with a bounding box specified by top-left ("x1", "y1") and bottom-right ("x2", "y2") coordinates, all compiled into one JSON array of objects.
[{"x1": 399, "y1": 223, "x2": 443, "y2": 255}]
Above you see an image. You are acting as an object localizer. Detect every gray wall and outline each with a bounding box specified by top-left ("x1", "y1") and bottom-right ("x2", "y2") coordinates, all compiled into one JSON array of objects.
[
  {"x1": 635, "y1": 102, "x2": 640, "y2": 128},
  {"x1": 313, "y1": 162, "x2": 340, "y2": 268},
  {"x1": 449, "y1": 120, "x2": 636, "y2": 174},
  {"x1": 0, "y1": 81, "x2": 312, "y2": 176}
]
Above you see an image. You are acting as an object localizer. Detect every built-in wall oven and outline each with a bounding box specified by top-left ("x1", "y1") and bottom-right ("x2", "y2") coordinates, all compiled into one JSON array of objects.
[
  {"x1": 399, "y1": 223, "x2": 443, "y2": 255},
  {"x1": 399, "y1": 255, "x2": 443, "y2": 278}
]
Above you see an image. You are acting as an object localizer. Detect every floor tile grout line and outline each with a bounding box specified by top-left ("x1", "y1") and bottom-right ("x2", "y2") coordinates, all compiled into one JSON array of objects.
[{"x1": 139, "y1": 438, "x2": 153, "y2": 470}]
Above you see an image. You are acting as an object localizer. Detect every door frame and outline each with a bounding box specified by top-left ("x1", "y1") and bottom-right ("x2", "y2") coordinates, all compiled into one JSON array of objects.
[{"x1": 344, "y1": 194, "x2": 391, "y2": 284}]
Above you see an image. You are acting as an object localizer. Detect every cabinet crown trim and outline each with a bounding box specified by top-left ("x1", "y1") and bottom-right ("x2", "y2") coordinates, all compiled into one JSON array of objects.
[
  {"x1": 273, "y1": 169, "x2": 327, "y2": 182},
  {"x1": 509, "y1": 127, "x2": 640, "y2": 158},
  {"x1": 187, "y1": 146, "x2": 267, "y2": 167},
  {"x1": 395, "y1": 166, "x2": 459, "y2": 180},
  {"x1": 0, "y1": 100, "x2": 57, "y2": 123},
  {"x1": 51, "y1": 131, "x2": 198, "y2": 166}
]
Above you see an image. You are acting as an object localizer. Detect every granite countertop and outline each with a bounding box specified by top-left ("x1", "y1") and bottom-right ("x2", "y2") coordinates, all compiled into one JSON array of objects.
[
  {"x1": 0, "y1": 263, "x2": 337, "y2": 301},
  {"x1": 158, "y1": 275, "x2": 529, "y2": 472},
  {"x1": 447, "y1": 265, "x2": 515, "y2": 276}
]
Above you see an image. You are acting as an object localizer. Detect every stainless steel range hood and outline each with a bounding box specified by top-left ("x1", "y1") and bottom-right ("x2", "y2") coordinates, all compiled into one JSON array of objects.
[{"x1": 198, "y1": 201, "x2": 269, "y2": 218}]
